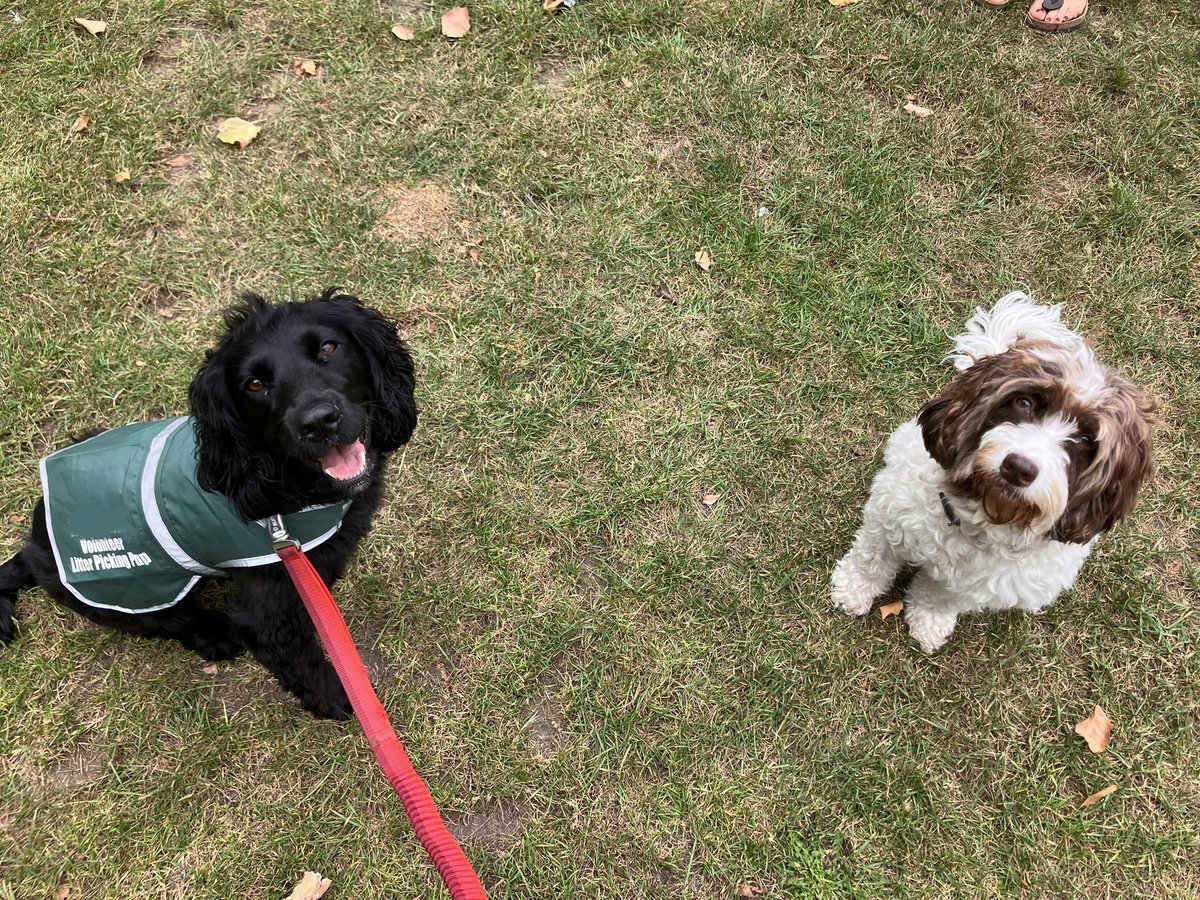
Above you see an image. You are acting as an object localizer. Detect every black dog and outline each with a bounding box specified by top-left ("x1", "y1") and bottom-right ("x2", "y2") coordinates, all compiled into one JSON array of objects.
[{"x1": 0, "y1": 290, "x2": 416, "y2": 719}]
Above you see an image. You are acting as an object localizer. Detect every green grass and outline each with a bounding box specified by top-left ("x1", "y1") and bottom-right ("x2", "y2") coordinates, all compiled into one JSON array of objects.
[{"x1": 2, "y1": 0, "x2": 1198, "y2": 896}]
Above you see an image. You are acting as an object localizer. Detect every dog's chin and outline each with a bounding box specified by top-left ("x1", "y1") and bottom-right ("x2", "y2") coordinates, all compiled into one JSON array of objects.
[{"x1": 974, "y1": 477, "x2": 1043, "y2": 531}]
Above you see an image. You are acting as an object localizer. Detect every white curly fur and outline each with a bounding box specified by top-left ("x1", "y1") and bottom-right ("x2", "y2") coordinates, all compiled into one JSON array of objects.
[
  {"x1": 831, "y1": 292, "x2": 1108, "y2": 653},
  {"x1": 831, "y1": 420, "x2": 1095, "y2": 653}
]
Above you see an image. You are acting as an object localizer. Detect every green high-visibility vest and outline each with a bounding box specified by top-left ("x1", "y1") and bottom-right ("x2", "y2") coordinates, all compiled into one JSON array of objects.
[{"x1": 39, "y1": 417, "x2": 350, "y2": 613}]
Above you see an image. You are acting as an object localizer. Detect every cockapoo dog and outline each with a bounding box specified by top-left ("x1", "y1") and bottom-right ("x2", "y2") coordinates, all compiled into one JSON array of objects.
[
  {"x1": 0, "y1": 290, "x2": 417, "y2": 718},
  {"x1": 831, "y1": 292, "x2": 1155, "y2": 653}
]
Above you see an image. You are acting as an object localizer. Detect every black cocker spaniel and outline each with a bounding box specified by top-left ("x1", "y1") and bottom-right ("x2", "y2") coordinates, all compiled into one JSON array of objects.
[{"x1": 0, "y1": 289, "x2": 416, "y2": 719}]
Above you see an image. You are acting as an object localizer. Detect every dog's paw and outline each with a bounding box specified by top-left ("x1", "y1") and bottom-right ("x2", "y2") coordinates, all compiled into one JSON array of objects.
[
  {"x1": 187, "y1": 612, "x2": 244, "y2": 661},
  {"x1": 305, "y1": 685, "x2": 353, "y2": 721},
  {"x1": 0, "y1": 597, "x2": 15, "y2": 642},
  {"x1": 830, "y1": 563, "x2": 879, "y2": 617},
  {"x1": 905, "y1": 605, "x2": 957, "y2": 654}
]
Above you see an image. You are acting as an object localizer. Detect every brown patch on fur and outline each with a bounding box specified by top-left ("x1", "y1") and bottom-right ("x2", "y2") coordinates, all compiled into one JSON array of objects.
[{"x1": 1052, "y1": 373, "x2": 1157, "y2": 543}]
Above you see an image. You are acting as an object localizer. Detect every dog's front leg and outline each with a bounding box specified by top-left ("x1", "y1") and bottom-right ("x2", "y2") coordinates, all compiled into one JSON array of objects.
[
  {"x1": 903, "y1": 571, "x2": 959, "y2": 654},
  {"x1": 230, "y1": 574, "x2": 352, "y2": 720},
  {"x1": 831, "y1": 522, "x2": 902, "y2": 616}
]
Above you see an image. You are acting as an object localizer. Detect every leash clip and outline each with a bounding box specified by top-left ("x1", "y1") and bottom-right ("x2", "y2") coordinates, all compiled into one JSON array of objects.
[{"x1": 264, "y1": 514, "x2": 300, "y2": 552}]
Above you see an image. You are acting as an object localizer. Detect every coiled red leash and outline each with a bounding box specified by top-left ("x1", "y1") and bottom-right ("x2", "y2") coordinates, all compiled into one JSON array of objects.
[{"x1": 268, "y1": 516, "x2": 487, "y2": 900}]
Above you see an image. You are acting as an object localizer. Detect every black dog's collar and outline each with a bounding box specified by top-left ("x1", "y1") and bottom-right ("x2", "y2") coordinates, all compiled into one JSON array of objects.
[{"x1": 939, "y1": 491, "x2": 961, "y2": 527}]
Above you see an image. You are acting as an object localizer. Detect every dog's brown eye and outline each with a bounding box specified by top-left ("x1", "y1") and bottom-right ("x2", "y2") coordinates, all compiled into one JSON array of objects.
[
  {"x1": 319, "y1": 340, "x2": 338, "y2": 360},
  {"x1": 1012, "y1": 395, "x2": 1035, "y2": 414},
  {"x1": 245, "y1": 377, "x2": 266, "y2": 394}
]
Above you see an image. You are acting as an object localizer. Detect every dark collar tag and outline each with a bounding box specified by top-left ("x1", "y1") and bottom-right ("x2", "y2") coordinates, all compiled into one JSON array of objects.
[{"x1": 939, "y1": 491, "x2": 961, "y2": 527}]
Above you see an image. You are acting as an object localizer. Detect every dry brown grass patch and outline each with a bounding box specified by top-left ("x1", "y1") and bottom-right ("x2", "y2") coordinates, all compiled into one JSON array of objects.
[{"x1": 373, "y1": 181, "x2": 455, "y2": 248}]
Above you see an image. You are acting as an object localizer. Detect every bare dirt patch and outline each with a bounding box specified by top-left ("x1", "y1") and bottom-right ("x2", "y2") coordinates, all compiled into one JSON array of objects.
[
  {"x1": 521, "y1": 653, "x2": 574, "y2": 760},
  {"x1": 445, "y1": 799, "x2": 527, "y2": 852},
  {"x1": 381, "y1": 0, "x2": 427, "y2": 17},
  {"x1": 373, "y1": 181, "x2": 455, "y2": 247},
  {"x1": 535, "y1": 59, "x2": 574, "y2": 91},
  {"x1": 141, "y1": 26, "x2": 210, "y2": 75},
  {"x1": 32, "y1": 418, "x2": 61, "y2": 454},
  {"x1": 40, "y1": 747, "x2": 107, "y2": 796}
]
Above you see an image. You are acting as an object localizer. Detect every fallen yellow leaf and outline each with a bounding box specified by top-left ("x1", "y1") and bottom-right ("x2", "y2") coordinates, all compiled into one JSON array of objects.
[
  {"x1": 879, "y1": 601, "x2": 904, "y2": 620},
  {"x1": 1074, "y1": 705, "x2": 1112, "y2": 753},
  {"x1": 620, "y1": 76, "x2": 634, "y2": 88},
  {"x1": 217, "y1": 117, "x2": 261, "y2": 149},
  {"x1": 113, "y1": 168, "x2": 131, "y2": 183},
  {"x1": 829, "y1": 0, "x2": 858, "y2": 6},
  {"x1": 441, "y1": 6, "x2": 470, "y2": 38},
  {"x1": 73, "y1": 17, "x2": 107, "y2": 36},
  {"x1": 70, "y1": 115, "x2": 90, "y2": 133},
  {"x1": 700, "y1": 491, "x2": 720, "y2": 508},
  {"x1": 391, "y1": 23, "x2": 414, "y2": 40},
  {"x1": 694, "y1": 249, "x2": 713, "y2": 272},
  {"x1": 1081, "y1": 784, "x2": 1117, "y2": 808},
  {"x1": 544, "y1": 0, "x2": 565, "y2": 9},
  {"x1": 284, "y1": 872, "x2": 332, "y2": 900},
  {"x1": 903, "y1": 101, "x2": 933, "y2": 119},
  {"x1": 293, "y1": 58, "x2": 319, "y2": 77}
]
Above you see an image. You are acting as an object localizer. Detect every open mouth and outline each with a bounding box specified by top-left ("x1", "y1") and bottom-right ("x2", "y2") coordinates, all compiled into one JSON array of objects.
[{"x1": 319, "y1": 434, "x2": 370, "y2": 485}]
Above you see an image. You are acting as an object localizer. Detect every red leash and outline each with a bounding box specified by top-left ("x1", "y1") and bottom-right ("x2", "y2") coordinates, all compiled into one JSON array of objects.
[{"x1": 269, "y1": 517, "x2": 487, "y2": 900}]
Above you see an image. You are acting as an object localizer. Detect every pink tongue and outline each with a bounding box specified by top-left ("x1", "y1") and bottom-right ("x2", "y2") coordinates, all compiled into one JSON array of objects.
[{"x1": 321, "y1": 440, "x2": 366, "y2": 480}]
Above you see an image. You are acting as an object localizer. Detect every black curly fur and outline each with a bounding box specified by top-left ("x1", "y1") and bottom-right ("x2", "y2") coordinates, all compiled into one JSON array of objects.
[{"x1": 0, "y1": 290, "x2": 417, "y2": 720}]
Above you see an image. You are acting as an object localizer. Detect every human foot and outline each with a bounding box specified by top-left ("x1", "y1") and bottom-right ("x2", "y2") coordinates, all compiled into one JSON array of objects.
[{"x1": 1027, "y1": 0, "x2": 1088, "y2": 32}]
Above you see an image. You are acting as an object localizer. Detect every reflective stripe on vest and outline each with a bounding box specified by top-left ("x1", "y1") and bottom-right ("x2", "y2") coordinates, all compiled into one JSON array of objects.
[{"x1": 39, "y1": 417, "x2": 350, "y2": 613}]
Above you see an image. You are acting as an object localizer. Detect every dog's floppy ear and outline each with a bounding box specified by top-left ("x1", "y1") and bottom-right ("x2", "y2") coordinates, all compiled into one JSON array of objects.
[
  {"x1": 1053, "y1": 378, "x2": 1156, "y2": 544},
  {"x1": 918, "y1": 351, "x2": 1034, "y2": 472},
  {"x1": 918, "y1": 365, "x2": 990, "y2": 470},
  {"x1": 318, "y1": 289, "x2": 417, "y2": 452},
  {"x1": 188, "y1": 295, "x2": 276, "y2": 519}
]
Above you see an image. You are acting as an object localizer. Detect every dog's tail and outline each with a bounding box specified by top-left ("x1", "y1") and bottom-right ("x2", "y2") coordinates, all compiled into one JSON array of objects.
[
  {"x1": 0, "y1": 552, "x2": 34, "y2": 642},
  {"x1": 948, "y1": 290, "x2": 1085, "y2": 371}
]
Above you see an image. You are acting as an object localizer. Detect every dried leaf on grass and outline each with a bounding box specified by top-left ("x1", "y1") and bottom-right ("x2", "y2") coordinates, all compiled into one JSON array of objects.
[
  {"x1": 163, "y1": 154, "x2": 192, "y2": 168},
  {"x1": 53, "y1": 888, "x2": 70, "y2": 900},
  {"x1": 829, "y1": 0, "x2": 859, "y2": 6},
  {"x1": 284, "y1": 872, "x2": 331, "y2": 900},
  {"x1": 217, "y1": 117, "x2": 261, "y2": 149},
  {"x1": 70, "y1": 115, "x2": 90, "y2": 134},
  {"x1": 113, "y1": 168, "x2": 131, "y2": 183},
  {"x1": 694, "y1": 249, "x2": 713, "y2": 272},
  {"x1": 700, "y1": 491, "x2": 720, "y2": 508},
  {"x1": 1081, "y1": 784, "x2": 1117, "y2": 808},
  {"x1": 903, "y1": 101, "x2": 933, "y2": 119},
  {"x1": 73, "y1": 17, "x2": 106, "y2": 36},
  {"x1": 391, "y1": 23, "x2": 414, "y2": 40},
  {"x1": 441, "y1": 6, "x2": 470, "y2": 38},
  {"x1": 879, "y1": 601, "x2": 904, "y2": 620},
  {"x1": 1074, "y1": 705, "x2": 1112, "y2": 753},
  {"x1": 293, "y1": 58, "x2": 319, "y2": 77}
]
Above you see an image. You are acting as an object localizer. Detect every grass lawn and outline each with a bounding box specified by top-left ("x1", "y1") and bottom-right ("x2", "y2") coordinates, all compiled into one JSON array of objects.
[{"x1": 2, "y1": 0, "x2": 1198, "y2": 896}]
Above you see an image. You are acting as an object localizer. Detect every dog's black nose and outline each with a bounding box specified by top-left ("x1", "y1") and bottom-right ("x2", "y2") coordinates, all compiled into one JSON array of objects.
[
  {"x1": 299, "y1": 403, "x2": 341, "y2": 440},
  {"x1": 1000, "y1": 453, "x2": 1038, "y2": 487}
]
